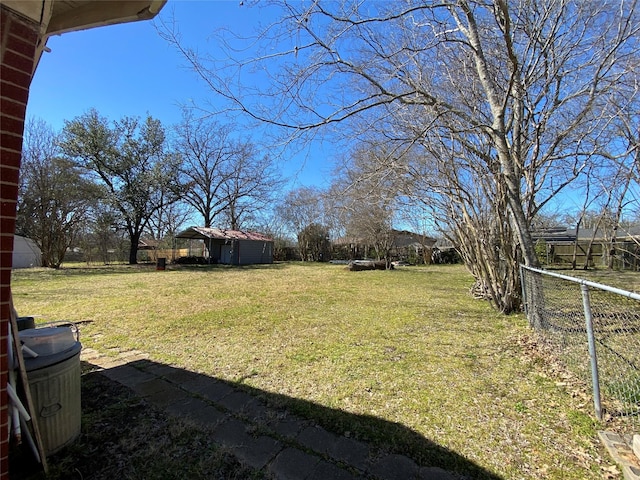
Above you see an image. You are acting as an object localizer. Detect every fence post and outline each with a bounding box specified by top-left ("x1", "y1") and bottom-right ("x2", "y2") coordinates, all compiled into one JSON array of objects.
[
  {"x1": 519, "y1": 265, "x2": 529, "y2": 315},
  {"x1": 580, "y1": 284, "x2": 603, "y2": 421}
]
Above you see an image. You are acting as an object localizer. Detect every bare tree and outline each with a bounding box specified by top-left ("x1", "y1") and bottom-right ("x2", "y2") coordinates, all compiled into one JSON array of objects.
[
  {"x1": 175, "y1": 112, "x2": 237, "y2": 228},
  {"x1": 603, "y1": 97, "x2": 640, "y2": 268},
  {"x1": 176, "y1": 111, "x2": 282, "y2": 230},
  {"x1": 76, "y1": 206, "x2": 125, "y2": 265},
  {"x1": 334, "y1": 142, "x2": 400, "y2": 268},
  {"x1": 277, "y1": 186, "x2": 331, "y2": 259},
  {"x1": 17, "y1": 119, "x2": 99, "y2": 268},
  {"x1": 219, "y1": 141, "x2": 282, "y2": 230},
  {"x1": 146, "y1": 192, "x2": 192, "y2": 264},
  {"x1": 164, "y1": 1, "x2": 640, "y2": 312},
  {"x1": 248, "y1": 208, "x2": 295, "y2": 260},
  {"x1": 277, "y1": 186, "x2": 325, "y2": 237},
  {"x1": 400, "y1": 138, "x2": 524, "y2": 309},
  {"x1": 566, "y1": 96, "x2": 640, "y2": 270}
]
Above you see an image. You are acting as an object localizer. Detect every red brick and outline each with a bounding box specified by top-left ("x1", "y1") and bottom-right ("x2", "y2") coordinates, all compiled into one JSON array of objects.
[
  {"x1": 0, "y1": 216, "x2": 16, "y2": 235},
  {"x1": 0, "y1": 191, "x2": 18, "y2": 203},
  {"x1": 0, "y1": 184, "x2": 17, "y2": 203},
  {"x1": 0, "y1": 252, "x2": 12, "y2": 268},
  {"x1": 6, "y1": 32, "x2": 37, "y2": 58},
  {"x1": 0, "y1": 165, "x2": 20, "y2": 185},
  {"x1": 0, "y1": 234, "x2": 14, "y2": 253},
  {"x1": 0, "y1": 96, "x2": 27, "y2": 121},
  {"x1": 0, "y1": 10, "x2": 38, "y2": 474},
  {"x1": 0, "y1": 200, "x2": 18, "y2": 212},
  {"x1": 0, "y1": 112, "x2": 25, "y2": 137},
  {"x1": 0, "y1": 63, "x2": 32, "y2": 91},
  {"x1": 0, "y1": 80, "x2": 29, "y2": 106},
  {"x1": 0, "y1": 417, "x2": 7, "y2": 479},
  {"x1": 2, "y1": 11, "x2": 38, "y2": 43},
  {"x1": 0, "y1": 132, "x2": 23, "y2": 153},
  {"x1": 0, "y1": 352, "x2": 6, "y2": 380},
  {"x1": 0, "y1": 421, "x2": 7, "y2": 465},
  {"x1": 0, "y1": 150, "x2": 22, "y2": 170},
  {"x1": 0, "y1": 197, "x2": 18, "y2": 211},
  {"x1": 2, "y1": 50, "x2": 35, "y2": 77},
  {"x1": 0, "y1": 278, "x2": 12, "y2": 291},
  {"x1": 0, "y1": 273, "x2": 10, "y2": 285}
]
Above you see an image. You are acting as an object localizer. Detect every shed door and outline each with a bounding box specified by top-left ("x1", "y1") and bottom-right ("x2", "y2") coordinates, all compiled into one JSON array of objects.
[{"x1": 220, "y1": 244, "x2": 233, "y2": 264}]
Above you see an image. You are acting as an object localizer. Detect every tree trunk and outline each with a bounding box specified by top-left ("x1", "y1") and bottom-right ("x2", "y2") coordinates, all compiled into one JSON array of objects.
[
  {"x1": 494, "y1": 137, "x2": 539, "y2": 270},
  {"x1": 571, "y1": 219, "x2": 582, "y2": 270},
  {"x1": 582, "y1": 215, "x2": 603, "y2": 270},
  {"x1": 129, "y1": 231, "x2": 141, "y2": 265},
  {"x1": 464, "y1": 9, "x2": 538, "y2": 272},
  {"x1": 608, "y1": 172, "x2": 632, "y2": 269}
]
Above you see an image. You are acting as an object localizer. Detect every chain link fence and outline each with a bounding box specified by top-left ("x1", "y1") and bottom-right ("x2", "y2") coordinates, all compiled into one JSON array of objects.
[{"x1": 520, "y1": 265, "x2": 640, "y2": 431}]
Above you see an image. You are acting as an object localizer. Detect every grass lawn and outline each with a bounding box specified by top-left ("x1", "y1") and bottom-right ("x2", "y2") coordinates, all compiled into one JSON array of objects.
[
  {"x1": 559, "y1": 267, "x2": 640, "y2": 293},
  {"x1": 11, "y1": 263, "x2": 618, "y2": 479}
]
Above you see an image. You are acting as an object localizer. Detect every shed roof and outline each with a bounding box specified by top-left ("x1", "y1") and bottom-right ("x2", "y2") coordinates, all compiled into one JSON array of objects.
[
  {"x1": 176, "y1": 227, "x2": 273, "y2": 242},
  {"x1": 138, "y1": 238, "x2": 159, "y2": 250},
  {"x1": 392, "y1": 230, "x2": 437, "y2": 247}
]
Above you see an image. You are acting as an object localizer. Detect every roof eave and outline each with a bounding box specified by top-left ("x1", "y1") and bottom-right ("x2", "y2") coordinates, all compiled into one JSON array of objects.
[
  {"x1": 44, "y1": 0, "x2": 167, "y2": 37},
  {"x1": 0, "y1": 0, "x2": 167, "y2": 71}
]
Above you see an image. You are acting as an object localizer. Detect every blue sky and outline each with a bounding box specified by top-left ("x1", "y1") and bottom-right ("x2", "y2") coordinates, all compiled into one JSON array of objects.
[{"x1": 26, "y1": 0, "x2": 334, "y2": 189}]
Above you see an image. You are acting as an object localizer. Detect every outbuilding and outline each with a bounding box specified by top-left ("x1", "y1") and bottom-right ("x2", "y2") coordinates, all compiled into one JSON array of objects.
[
  {"x1": 12, "y1": 236, "x2": 41, "y2": 269},
  {"x1": 176, "y1": 227, "x2": 274, "y2": 265}
]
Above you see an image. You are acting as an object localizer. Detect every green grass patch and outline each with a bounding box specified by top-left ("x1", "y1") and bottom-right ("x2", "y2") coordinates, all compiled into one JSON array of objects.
[
  {"x1": 604, "y1": 374, "x2": 640, "y2": 405},
  {"x1": 11, "y1": 263, "x2": 615, "y2": 479},
  {"x1": 566, "y1": 268, "x2": 640, "y2": 292}
]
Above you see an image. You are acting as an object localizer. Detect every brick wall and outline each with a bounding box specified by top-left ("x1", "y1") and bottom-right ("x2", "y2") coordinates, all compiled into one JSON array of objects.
[{"x1": 0, "y1": 5, "x2": 39, "y2": 476}]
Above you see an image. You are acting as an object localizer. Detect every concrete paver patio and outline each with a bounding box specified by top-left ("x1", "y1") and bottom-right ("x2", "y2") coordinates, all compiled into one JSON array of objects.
[{"x1": 81, "y1": 348, "x2": 468, "y2": 480}]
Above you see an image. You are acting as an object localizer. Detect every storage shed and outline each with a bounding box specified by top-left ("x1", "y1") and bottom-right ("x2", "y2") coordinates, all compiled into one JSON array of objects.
[
  {"x1": 12, "y1": 236, "x2": 41, "y2": 269},
  {"x1": 176, "y1": 227, "x2": 274, "y2": 265}
]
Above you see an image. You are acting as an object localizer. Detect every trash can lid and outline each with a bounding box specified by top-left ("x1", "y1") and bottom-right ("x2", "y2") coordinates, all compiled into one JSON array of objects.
[
  {"x1": 24, "y1": 341, "x2": 82, "y2": 372},
  {"x1": 20, "y1": 326, "x2": 76, "y2": 356}
]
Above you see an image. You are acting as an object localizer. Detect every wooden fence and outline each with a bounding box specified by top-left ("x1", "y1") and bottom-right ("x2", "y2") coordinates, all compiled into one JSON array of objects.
[
  {"x1": 540, "y1": 240, "x2": 640, "y2": 270},
  {"x1": 138, "y1": 249, "x2": 189, "y2": 263}
]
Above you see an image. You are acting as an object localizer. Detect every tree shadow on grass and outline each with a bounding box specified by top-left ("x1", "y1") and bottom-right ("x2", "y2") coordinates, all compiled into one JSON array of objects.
[
  {"x1": 12, "y1": 262, "x2": 291, "y2": 281},
  {"x1": 11, "y1": 359, "x2": 502, "y2": 480},
  {"x1": 178, "y1": 262, "x2": 290, "y2": 271}
]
